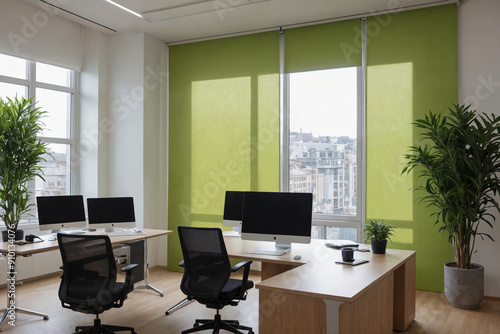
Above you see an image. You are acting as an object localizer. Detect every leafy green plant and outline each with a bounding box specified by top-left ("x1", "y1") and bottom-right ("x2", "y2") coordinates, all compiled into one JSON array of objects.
[
  {"x1": 0, "y1": 96, "x2": 49, "y2": 233},
  {"x1": 402, "y1": 104, "x2": 500, "y2": 269},
  {"x1": 364, "y1": 219, "x2": 395, "y2": 242}
]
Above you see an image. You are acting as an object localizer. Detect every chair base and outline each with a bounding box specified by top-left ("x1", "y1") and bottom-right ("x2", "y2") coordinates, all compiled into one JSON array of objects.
[
  {"x1": 182, "y1": 312, "x2": 253, "y2": 334},
  {"x1": 75, "y1": 317, "x2": 136, "y2": 334}
]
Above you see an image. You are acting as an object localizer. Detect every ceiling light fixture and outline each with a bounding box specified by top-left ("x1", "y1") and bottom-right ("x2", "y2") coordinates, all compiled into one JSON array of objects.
[{"x1": 105, "y1": 0, "x2": 144, "y2": 19}]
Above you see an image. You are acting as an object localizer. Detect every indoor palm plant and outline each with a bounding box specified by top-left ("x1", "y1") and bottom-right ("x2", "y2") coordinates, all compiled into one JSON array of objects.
[
  {"x1": 402, "y1": 104, "x2": 500, "y2": 308},
  {"x1": 363, "y1": 219, "x2": 395, "y2": 254},
  {"x1": 0, "y1": 96, "x2": 49, "y2": 241}
]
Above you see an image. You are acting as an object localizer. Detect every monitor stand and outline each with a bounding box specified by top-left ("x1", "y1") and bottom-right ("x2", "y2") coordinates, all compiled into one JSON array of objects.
[
  {"x1": 50, "y1": 228, "x2": 86, "y2": 240},
  {"x1": 275, "y1": 242, "x2": 291, "y2": 252},
  {"x1": 248, "y1": 242, "x2": 291, "y2": 256},
  {"x1": 222, "y1": 226, "x2": 241, "y2": 237}
]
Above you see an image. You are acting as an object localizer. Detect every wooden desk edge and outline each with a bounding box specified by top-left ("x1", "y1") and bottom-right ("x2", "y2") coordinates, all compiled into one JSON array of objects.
[
  {"x1": 0, "y1": 228, "x2": 172, "y2": 256},
  {"x1": 255, "y1": 250, "x2": 416, "y2": 303}
]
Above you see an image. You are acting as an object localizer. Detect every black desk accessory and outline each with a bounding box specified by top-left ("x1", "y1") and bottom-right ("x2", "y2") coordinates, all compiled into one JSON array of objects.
[{"x1": 335, "y1": 259, "x2": 369, "y2": 266}]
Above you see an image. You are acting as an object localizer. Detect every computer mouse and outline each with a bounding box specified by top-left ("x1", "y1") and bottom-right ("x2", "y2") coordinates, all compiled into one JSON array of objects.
[{"x1": 294, "y1": 255, "x2": 301, "y2": 260}]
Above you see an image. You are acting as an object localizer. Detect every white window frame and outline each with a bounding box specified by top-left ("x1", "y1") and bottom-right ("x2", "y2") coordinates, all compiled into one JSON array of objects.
[
  {"x1": 0, "y1": 54, "x2": 79, "y2": 225},
  {"x1": 279, "y1": 22, "x2": 367, "y2": 241}
]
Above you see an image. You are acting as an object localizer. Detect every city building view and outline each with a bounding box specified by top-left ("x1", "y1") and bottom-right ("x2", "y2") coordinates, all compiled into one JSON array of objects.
[
  {"x1": 289, "y1": 131, "x2": 358, "y2": 241},
  {"x1": 35, "y1": 151, "x2": 70, "y2": 197}
]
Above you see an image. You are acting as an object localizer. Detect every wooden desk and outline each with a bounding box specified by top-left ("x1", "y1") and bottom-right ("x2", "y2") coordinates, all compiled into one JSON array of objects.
[
  {"x1": 0, "y1": 228, "x2": 170, "y2": 255},
  {"x1": 224, "y1": 237, "x2": 416, "y2": 334},
  {"x1": 0, "y1": 228, "x2": 171, "y2": 329}
]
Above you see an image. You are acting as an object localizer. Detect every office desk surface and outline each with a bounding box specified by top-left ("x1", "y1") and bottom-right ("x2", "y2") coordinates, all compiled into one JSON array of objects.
[
  {"x1": 0, "y1": 228, "x2": 171, "y2": 256},
  {"x1": 225, "y1": 237, "x2": 415, "y2": 302}
]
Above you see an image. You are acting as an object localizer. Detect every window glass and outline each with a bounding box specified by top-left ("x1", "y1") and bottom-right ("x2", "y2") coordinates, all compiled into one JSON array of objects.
[
  {"x1": 36, "y1": 143, "x2": 70, "y2": 197},
  {"x1": 36, "y1": 88, "x2": 71, "y2": 139},
  {"x1": 36, "y1": 62, "x2": 72, "y2": 87},
  {"x1": 0, "y1": 54, "x2": 27, "y2": 79},
  {"x1": 0, "y1": 82, "x2": 27, "y2": 99},
  {"x1": 288, "y1": 67, "x2": 358, "y2": 217},
  {"x1": 312, "y1": 226, "x2": 358, "y2": 241},
  {"x1": 0, "y1": 53, "x2": 77, "y2": 223}
]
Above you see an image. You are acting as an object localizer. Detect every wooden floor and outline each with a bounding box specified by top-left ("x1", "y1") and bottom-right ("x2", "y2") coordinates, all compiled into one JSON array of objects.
[{"x1": 1, "y1": 267, "x2": 499, "y2": 333}]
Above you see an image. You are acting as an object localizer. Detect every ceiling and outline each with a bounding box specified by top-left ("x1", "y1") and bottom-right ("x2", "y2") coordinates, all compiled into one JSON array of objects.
[{"x1": 24, "y1": 0, "x2": 457, "y2": 44}]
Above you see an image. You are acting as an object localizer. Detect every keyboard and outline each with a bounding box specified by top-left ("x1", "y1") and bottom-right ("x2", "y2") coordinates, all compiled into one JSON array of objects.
[
  {"x1": 248, "y1": 249, "x2": 289, "y2": 256},
  {"x1": 107, "y1": 230, "x2": 146, "y2": 237},
  {"x1": 58, "y1": 230, "x2": 86, "y2": 235}
]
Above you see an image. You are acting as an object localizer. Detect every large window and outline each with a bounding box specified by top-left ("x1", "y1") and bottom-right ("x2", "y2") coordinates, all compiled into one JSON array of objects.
[
  {"x1": 283, "y1": 66, "x2": 364, "y2": 241},
  {"x1": 0, "y1": 53, "x2": 78, "y2": 220}
]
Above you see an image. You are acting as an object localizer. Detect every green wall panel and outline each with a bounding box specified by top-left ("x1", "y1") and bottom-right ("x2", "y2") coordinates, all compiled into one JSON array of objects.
[
  {"x1": 285, "y1": 19, "x2": 362, "y2": 73},
  {"x1": 168, "y1": 5, "x2": 459, "y2": 292},
  {"x1": 366, "y1": 5, "x2": 458, "y2": 291},
  {"x1": 168, "y1": 32, "x2": 280, "y2": 270}
]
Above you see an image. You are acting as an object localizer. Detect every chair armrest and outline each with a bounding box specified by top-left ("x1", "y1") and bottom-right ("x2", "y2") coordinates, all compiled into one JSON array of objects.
[
  {"x1": 121, "y1": 263, "x2": 138, "y2": 286},
  {"x1": 231, "y1": 260, "x2": 252, "y2": 272},
  {"x1": 121, "y1": 264, "x2": 138, "y2": 273},
  {"x1": 231, "y1": 260, "x2": 253, "y2": 299}
]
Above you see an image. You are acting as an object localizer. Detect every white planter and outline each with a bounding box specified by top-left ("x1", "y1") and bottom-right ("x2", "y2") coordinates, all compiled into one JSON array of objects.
[{"x1": 444, "y1": 262, "x2": 484, "y2": 309}]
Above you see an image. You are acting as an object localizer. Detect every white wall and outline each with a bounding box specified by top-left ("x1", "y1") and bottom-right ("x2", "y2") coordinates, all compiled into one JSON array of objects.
[
  {"x1": 143, "y1": 34, "x2": 169, "y2": 266},
  {"x1": 107, "y1": 33, "x2": 145, "y2": 223},
  {"x1": 79, "y1": 27, "x2": 109, "y2": 199},
  {"x1": 105, "y1": 32, "x2": 169, "y2": 266},
  {"x1": 458, "y1": 0, "x2": 500, "y2": 298},
  {"x1": 0, "y1": 1, "x2": 169, "y2": 280},
  {"x1": 0, "y1": 0, "x2": 82, "y2": 70}
]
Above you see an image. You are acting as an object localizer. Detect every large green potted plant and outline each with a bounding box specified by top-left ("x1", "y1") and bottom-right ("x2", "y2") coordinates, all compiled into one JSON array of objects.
[
  {"x1": 0, "y1": 96, "x2": 49, "y2": 241},
  {"x1": 402, "y1": 104, "x2": 500, "y2": 309},
  {"x1": 363, "y1": 219, "x2": 395, "y2": 254}
]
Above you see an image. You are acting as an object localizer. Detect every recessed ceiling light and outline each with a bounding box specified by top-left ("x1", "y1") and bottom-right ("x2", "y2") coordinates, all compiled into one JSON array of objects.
[{"x1": 105, "y1": 0, "x2": 144, "y2": 19}]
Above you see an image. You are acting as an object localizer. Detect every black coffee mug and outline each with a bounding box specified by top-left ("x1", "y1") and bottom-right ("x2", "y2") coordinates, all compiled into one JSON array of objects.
[{"x1": 342, "y1": 247, "x2": 355, "y2": 262}]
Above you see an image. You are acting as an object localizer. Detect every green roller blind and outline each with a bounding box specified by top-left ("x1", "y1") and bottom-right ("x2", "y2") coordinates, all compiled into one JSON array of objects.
[
  {"x1": 285, "y1": 19, "x2": 362, "y2": 73},
  {"x1": 366, "y1": 5, "x2": 457, "y2": 292},
  {"x1": 168, "y1": 32, "x2": 280, "y2": 270}
]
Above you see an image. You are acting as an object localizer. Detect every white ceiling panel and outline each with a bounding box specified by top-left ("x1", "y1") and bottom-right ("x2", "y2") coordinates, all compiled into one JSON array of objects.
[{"x1": 24, "y1": 0, "x2": 458, "y2": 43}]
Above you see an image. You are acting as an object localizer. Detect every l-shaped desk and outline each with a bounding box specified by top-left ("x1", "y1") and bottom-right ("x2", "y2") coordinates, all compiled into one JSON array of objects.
[{"x1": 224, "y1": 237, "x2": 416, "y2": 334}]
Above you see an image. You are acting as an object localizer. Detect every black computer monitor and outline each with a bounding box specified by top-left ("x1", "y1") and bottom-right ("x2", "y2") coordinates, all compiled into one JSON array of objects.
[
  {"x1": 87, "y1": 197, "x2": 136, "y2": 232},
  {"x1": 241, "y1": 191, "x2": 313, "y2": 255},
  {"x1": 36, "y1": 195, "x2": 87, "y2": 233},
  {"x1": 222, "y1": 191, "x2": 245, "y2": 229}
]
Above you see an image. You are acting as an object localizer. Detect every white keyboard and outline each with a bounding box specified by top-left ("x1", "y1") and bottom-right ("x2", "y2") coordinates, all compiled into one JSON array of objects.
[
  {"x1": 107, "y1": 230, "x2": 145, "y2": 237},
  {"x1": 248, "y1": 249, "x2": 289, "y2": 256},
  {"x1": 58, "y1": 230, "x2": 86, "y2": 235}
]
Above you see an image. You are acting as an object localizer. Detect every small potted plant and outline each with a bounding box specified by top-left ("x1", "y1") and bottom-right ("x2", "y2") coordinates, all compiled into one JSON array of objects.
[
  {"x1": 363, "y1": 219, "x2": 395, "y2": 254},
  {"x1": 0, "y1": 96, "x2": 49, "y2": 241}
]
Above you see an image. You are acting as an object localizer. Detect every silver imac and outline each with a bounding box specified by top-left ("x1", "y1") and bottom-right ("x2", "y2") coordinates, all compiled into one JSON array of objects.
[
  {"x1": 222, "y1": 191, "x2": 245, "y2": 236},
  {"x1": 87, "y1": 197, "x2": 136, "y2": 232},
  {"x1": 241, "y1": 191, "x2": 313, "y2": 255},
  {"x1": 36, "y1": 195, "x2": 87, "y2": 234}
]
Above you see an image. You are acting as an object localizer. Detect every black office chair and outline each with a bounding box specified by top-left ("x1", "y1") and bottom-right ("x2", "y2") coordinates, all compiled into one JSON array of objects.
[
  {"x1": 178, "y1": 226, "x2": 254, "y2": 334},
  {"x1": 165, "y1": 260, "x2": 194, "y2": 315},
  {"x1": 57, "y1": 233, "x2": 138, "y2": 334}
]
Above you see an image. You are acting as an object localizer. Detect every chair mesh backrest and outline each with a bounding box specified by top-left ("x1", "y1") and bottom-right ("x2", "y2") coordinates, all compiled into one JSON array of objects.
[
  {"x1": 178, "y1": 226, "x2": 231, "y2": 300},
  {"x1": 58, "y1": 234, "x2": 116, "y2": 296}
]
